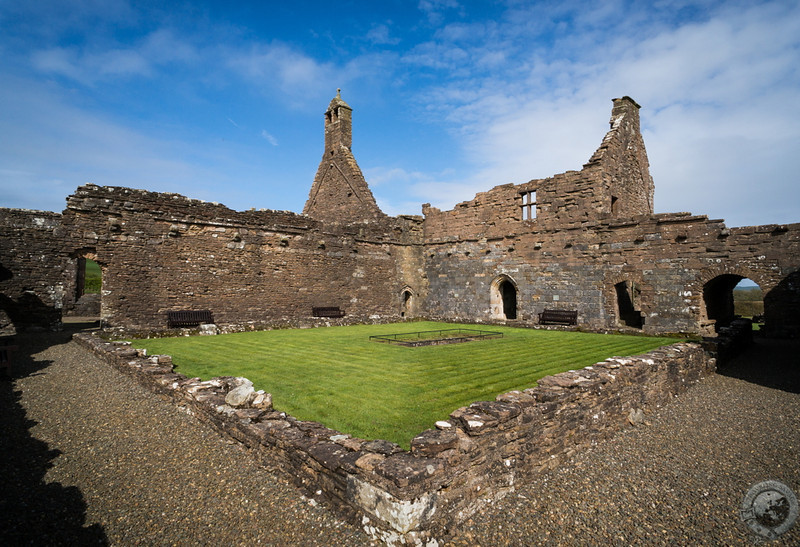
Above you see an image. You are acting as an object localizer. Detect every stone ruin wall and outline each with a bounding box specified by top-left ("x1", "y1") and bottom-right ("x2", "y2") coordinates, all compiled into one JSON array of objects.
[
  {"x1": 421, "y1": 188, "x2": 800, "y2": 336},
  {"x1": 73, "y1": 331, "x2": 714, "y2": 545},
  {"x1": 418, "y1": 96, "x2": 800, "y2": 336},
  {"x1": 58, "y1": 184, "x2": 426, "y2": 331},
  {"x1": 2, "y1": 93, "x2": 798, "y2": 335},
  {"x1": 0, "y1": 209, "x2": 70, "y2": 334}
]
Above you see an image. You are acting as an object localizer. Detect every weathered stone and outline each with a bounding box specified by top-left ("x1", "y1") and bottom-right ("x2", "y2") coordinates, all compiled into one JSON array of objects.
[
  {"x1": 233, "y1": 408, "x2": 264, "y2": 422},
  {"x1": 225, "y1": 384, "x2": 256, "y2": 408},
  {"x1": 251, "y1": 391, "x2": 272, "y2": 410},
  {"x1": 355, "y1": 452, "x2": 385, "y2": 471},
  {"x1": 308, "y1": 441, "x2": 351, "y2": 472},
  {"x1": 410, "y1": 429, "x2": 459, "y2": 457},
  {"x1": 468, "y1": 401, "x2": 521, "y2": 422},
  {"x1": 363, "y1": 439, "x2": 403, "y2": 456},
  {"x1": 627, "y1": 407, "x2": 646, "y2": 426},
  {"x1": 376, "y1": 453, "x2": 443, "y2": 488},
  {"x1": 198, "y1": 323, "x2": 219, "y2": 335}
]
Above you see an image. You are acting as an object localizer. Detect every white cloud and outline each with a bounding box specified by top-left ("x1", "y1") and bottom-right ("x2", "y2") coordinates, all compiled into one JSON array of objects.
[
  {"x1": 260, "y1": 130, "x2": 278, "y2": 146},
  {"x1": 397, "y1": 0, "x2": 800, "y2": 226},
  {"x1": 30, "y1": 28, "x2": 199, "y2": 85},
  {"x1": 0, "y1": 75, "x2": 233, "y2": 211},
  {"x1": 418, "y1": 0, "x2": 463, "y2": 25},
  {"x1": 366, "y1": 24, "x2": 401, "y2": 45},
  {"x1": 227, "y1": 42, "x2": 336, "y2": 104}
]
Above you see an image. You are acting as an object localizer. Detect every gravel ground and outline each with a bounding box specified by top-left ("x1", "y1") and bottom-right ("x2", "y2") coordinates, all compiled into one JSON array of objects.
[
  {"x1": 1, "y1": 326, "x2": 375, "y2": 546},
  {"x1": 1, "y1": 325, "x2": 798, "y2": 546}
]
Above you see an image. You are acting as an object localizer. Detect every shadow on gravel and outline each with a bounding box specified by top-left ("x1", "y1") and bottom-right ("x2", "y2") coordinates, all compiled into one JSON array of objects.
[
  {"x1": 0, "y1": 327, "x2": 109, "y2": 545},
  {"x1": 717, "y1": 337, "x2": 800, "y2": 394}
]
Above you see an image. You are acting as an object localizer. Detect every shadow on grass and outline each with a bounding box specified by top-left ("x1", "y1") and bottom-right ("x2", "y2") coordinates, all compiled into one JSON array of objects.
[
  {"x1": 716, "y1": 337, "x2": 800, "y2": 394},
  {"x1": 0, "y1": 327, "x2": 108, "y2": 545}
]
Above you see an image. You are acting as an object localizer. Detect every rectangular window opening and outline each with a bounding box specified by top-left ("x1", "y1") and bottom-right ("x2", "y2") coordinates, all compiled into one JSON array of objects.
[{"x1": 520, "y1": 191, "x2": 536, "y2": 220}]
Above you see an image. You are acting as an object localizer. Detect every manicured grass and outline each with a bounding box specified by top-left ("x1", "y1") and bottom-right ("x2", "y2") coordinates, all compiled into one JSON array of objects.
[
  {"x1": 130, "y1": 322, "x2": 674, "y2": 448},
  {"x1": 84, "y1": 259, "x2": 102, "y2": 294}
]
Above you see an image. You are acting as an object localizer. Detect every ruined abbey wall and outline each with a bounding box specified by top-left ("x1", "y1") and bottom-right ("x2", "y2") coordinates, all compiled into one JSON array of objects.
[
  {"x1": 0, "y1": 209, "x2": 69, "y2": 333},
  {"x1": 421, "y1": 201, "x2": 800, "y2": 335},
  {"x1": 58, "y1": 184, "x2": 424, "y2": 331},
  {"x1": 1, "y1": 93, "x2": 799, "y2": 336},
  {"x1": 418, "y1": 97, "x2": 800, "y2": 336}
]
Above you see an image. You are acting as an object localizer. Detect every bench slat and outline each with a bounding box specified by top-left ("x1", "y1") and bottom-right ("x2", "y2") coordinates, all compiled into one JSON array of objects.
[
  {"x1": 312, "y1": 307, "x2": 345, "y2": 318},
  {"x1": 167, "y1": 310, "x2": 214, "y2": 328},
  {"x1": 538, "y1": 309, "x2": 578, "y2": 325}
]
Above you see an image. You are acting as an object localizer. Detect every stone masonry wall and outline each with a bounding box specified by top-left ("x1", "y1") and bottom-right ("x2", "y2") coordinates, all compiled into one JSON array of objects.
[
  {"x1": 0, "y1": 209, "x2": 70, "y2": 333},
  {"x1": 422, "y1": 207, "x2": 800, "y2": 335},
  {"x1": 60, "y1": 184, "x2": 425, "y2": 330},
  {"x1": 73, "y1": 332, "x2": 713, "y2": 545}
]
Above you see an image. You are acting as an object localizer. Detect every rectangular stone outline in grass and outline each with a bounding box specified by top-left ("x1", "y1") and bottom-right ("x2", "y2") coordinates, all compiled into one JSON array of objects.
[{"x1": 369, "y1": 328, "x2": 503, "y2": 347}]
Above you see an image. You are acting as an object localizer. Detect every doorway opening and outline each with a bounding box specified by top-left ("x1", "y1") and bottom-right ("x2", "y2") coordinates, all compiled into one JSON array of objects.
[
  {"x1": 491, "y1": 275, "x2": 518, "y2": 320},
  {"x1": 703, "y1": 274, "x2": 764, "y2": 333},
  {"x1": 615, "y1": 280, "x2": 643, "y2": 329},
  {"x1": 400, "y1": 288, "x2": 414, "y2": 318}
]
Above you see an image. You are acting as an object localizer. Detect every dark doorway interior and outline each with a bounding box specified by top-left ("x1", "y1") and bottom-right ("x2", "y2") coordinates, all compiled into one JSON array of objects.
[
  {"x1": 499, "y1": 280, "x2": 517, "y2": 320},
  {"x1": 401, "y1": 290, "x2": 412, "y2": 318},
  {"x1": 615, "y1": 280, "x2": 643, "y2": 329},
  {"x1": 703, "y1": 274, "x2": 743, "y2": 333}
]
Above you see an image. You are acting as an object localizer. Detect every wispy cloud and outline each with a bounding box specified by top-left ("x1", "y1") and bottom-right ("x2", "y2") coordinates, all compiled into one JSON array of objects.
[
  {"x1": 387, "y1": 0, "x2": 800, "y2": 226},
  {"x1": 366, "y1": 24, "x2": 401, "y2": 45},
  {"x1": 0, "y1": 74, "x2": 234, "y2": 211},
  {"x1": 227, "y1": 42, "x2": 337, "y2": 105},
  {"x1": 418, "y1": 0, "x2": 463, "y2": 25},
  {"x1": 260, "y1": 130, "x2": 278, "y2": 146},
  {"x1": 2, "y1": 0, "x2": 798, "y2": 228},
  {"x1": 30, "y1": 29, "x2": 199, "y2": 85}
]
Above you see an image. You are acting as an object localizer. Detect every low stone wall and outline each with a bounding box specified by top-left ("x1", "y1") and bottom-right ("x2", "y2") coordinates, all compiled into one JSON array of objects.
[{"x1": 73, "y1": 332, "x2": 714, "y2": 545}]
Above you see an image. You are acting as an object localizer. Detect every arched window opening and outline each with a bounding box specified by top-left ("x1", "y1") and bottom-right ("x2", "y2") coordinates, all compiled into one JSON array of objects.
[
  {"x1": 500, "y1": 280, "x2": 517, "y2": 320},
  {"x1": 615, "y1": 280, "x2": 642, "y2": 329}
]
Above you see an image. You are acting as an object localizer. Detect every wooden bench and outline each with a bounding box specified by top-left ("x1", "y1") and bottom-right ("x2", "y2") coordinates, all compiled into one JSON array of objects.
[
  {"x1": 167, "y1": 310, "x2": 214, "y2": 328},
  {"x1": 538, "y1": 309, "x2": 578, "y2": 325},
  {"x1": 312, "y1": 307, "x2": 345, "y2": 318}
]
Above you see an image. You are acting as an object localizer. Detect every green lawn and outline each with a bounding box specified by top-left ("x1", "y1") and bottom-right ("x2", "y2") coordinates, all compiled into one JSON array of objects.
[
  {"x1": 84, "y1": 259, "x2": 102, "y2": 294},
  {"x1": 130, "y1": 322, "x2": 674, "y2": 448}
]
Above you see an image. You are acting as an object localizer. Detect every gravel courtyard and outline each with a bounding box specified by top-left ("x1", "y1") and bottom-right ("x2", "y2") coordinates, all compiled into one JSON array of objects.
[{"x1": 2, "y1": 324, "x2": 798, "y2": 545}]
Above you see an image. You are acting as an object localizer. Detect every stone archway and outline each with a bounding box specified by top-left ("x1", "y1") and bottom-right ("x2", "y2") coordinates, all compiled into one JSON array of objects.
[
  {"x1": 696, "y1": 265, "x2": 782, "y2": 336},
  {"x1": 490, "y1": 275, "x2": 518, "y2": 320}
]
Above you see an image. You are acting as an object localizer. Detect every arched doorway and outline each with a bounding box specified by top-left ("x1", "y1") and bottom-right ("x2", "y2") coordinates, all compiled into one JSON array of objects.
[
  {"x1": 491, "y1": 275, "x2": 518, "y2": 320},
  {"x1": 732, "y1": 278, "x2": 764, "y2": 327},
  {"x1": 703, "y1": 274, "x2": 763, "y2": 333},
  {"x1": 400, "y1": 288, "x2": 414, "y2": 318}
]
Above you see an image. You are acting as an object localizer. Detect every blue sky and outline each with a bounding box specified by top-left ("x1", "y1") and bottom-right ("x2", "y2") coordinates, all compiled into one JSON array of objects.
[{"x1": 1, "y1": 0, "x2": 798, "y2": 228}]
